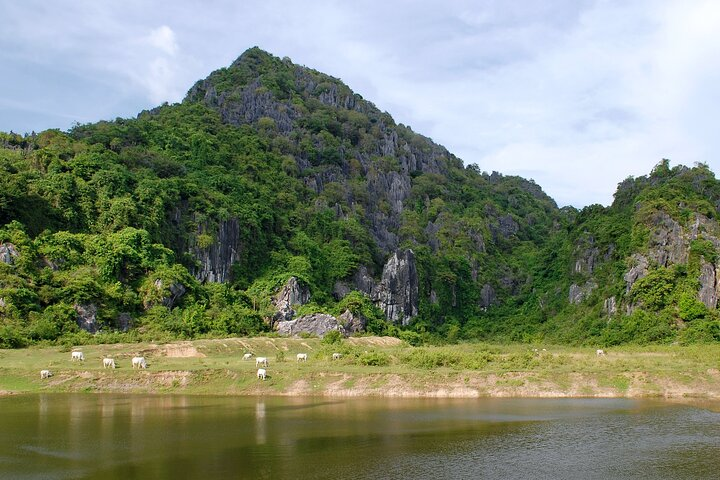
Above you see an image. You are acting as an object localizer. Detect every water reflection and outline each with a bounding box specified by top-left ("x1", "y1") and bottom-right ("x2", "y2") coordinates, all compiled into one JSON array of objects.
[
  {"x1": 1, "y1": 395, "x2": 719, "y2": 479},
  {"x1": 255, "y1": 400, "x2": 266, "y2": 444}
]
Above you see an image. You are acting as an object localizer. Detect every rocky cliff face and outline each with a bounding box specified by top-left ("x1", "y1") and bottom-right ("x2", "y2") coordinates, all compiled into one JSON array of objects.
[
  {"x1": 272, "y1": 276, "x2": 311, "y2": 324},
  {"x1": 190, "y1": 218, "x2": 242, "y2": 283},
  {"x1": 371, "y1": 249, "x2": 418, "y2": 325}
]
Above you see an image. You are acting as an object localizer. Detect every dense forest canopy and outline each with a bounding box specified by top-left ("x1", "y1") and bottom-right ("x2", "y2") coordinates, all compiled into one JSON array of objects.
[{"x1": 1, "y1": 48, "x2": 719, "y2": 348}]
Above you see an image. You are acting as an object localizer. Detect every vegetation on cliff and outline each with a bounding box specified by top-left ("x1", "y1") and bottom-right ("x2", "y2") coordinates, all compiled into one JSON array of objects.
[{"x1": 1, "y1": 48, "x2": 719, "y2": 347}]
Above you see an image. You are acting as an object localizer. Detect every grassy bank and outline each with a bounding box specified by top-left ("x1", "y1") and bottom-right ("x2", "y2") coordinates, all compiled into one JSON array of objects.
[{"x1": 1, "y1": 337, "x2": 719, "y2": 398}]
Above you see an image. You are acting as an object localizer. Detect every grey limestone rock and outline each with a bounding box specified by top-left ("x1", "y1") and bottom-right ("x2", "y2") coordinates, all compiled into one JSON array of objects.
[
  {"x1": 647, "y1": 212, "x2": 687, "y2": 267},
  {"x1": 698, "y1": 260, "x2": 718, "y2": 309},
  {"x1": 490, "y1": 215, "x2": 519, "y2": 241},
  {"x1": 480, "y1": 284, "x2": 497, "y2": 308},
  {"x1": 624, "y1": 254, "x2": 649, "y2": 293},
  {"x1": 74, "y1": 303, "x2": 98, "y2": 333},
  {"x1": 372, "y1": 249, "x2": 418, "y2": 325},
  {"x1": 338, "y1": 309, "x2": 366, "y2": 334},
  {"x1": 425, "y1": 221, "x2": 440, "y2": 252},
  {"x1": 276, "y1": 313, "x2": 342, "y2": 337},
  {"x1": 0, "y1": 243, "x2": 18, "y2": 264},
  {"x1": 603, "y1": 296, "x2": 617, "y2": 316},
  {"x1": 191, "y1": 218, "x2": 242, "y2": 283},
  {"x1": 272, "y1": 276, "x2": 310, "y2": 323},
  {"x1": 569, "y1": 281, "x2": 597, "y2": 305}
]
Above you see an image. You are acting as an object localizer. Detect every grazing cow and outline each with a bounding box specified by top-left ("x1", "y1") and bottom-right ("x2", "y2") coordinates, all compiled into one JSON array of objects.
[
  {"x1": 40, "y1": 369, "x2": 52, "y2": 379},
  {"x1": 332, "y1": 353, "x2": 342, "y2": 360},
  {"x1": 596, "y1": 349, "x2": 606, "y2": 356},
  {"x1": 103, "y1": 358, "x2": 116, "y2": 369},
  {"x1": 296, "y1": 353, "x2": 308, "y2": 362},
  {"x1": 71, "y1": 351, "x2": 84, "y2": 362},
  {"x1": 243, "y1": 353, "x2": 253, "y2": 361},
  {"x1": 256, "y1": 357, "x2": 268, "y2": 367},
  {"x1": 257, "y1": 368, "x2": 267, "y2": 380},
  {"x1": 132, "y1": 356, "x2": 147, "y2": 369}
]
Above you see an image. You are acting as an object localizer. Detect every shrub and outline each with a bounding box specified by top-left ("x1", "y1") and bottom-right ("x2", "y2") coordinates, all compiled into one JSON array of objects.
[
  {"x1": 358, "y1": 350, "x2": 389, "y2": 366},
  {"x1": 403, "y1": 349, "x2": 462, "y2": 369},
  {"x1": 321, "y1": 329, "x2": 343, "y2": 345}
]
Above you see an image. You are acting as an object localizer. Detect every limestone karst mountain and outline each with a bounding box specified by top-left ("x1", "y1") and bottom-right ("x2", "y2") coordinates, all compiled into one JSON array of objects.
[{"x1": 0, "y1": 48, "x2": 719, "y2": 345}]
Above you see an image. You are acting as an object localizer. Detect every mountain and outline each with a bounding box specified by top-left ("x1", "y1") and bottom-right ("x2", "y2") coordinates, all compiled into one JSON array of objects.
[{"x1": 0, "y1": 47, "x2": 718, "y2": 347}]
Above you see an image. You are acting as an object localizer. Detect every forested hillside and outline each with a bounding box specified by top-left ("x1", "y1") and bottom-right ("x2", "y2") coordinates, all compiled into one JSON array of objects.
[{"x1": 1, "y1": 48, "x2": 719, "y2": 347}]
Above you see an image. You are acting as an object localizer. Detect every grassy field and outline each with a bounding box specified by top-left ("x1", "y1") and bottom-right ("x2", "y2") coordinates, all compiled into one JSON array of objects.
[{"x1": 1, "y1": 337, "x2": 720, "y2": 398}]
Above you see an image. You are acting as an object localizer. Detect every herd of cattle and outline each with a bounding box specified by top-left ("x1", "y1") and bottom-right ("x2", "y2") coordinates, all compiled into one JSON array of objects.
[
  {"x1": 39, "y1": 349, "x2": 345, "y2": 381},
  {"x1": 39, "y1": 348, "x2": 610, "y2": 380}
]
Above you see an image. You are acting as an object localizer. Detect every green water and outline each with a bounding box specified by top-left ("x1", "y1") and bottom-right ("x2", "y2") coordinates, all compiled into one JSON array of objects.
[{"x1": 1, "y1": 395, "x2": 719, "y2": 479}]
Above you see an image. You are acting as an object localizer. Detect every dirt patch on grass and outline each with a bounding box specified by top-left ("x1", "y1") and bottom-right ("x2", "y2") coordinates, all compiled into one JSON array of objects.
[
  {"x1": 163, "y1": 343, "x2": 205, "y2": 358},
  {"x1": 347, "y1": 336, "x2": 403, "y2": 347}
]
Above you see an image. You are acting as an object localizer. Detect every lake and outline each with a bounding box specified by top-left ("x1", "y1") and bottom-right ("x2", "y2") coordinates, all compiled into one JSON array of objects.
[{"x1": 1, "y1": 394, "x2": 718, "y2": 479}]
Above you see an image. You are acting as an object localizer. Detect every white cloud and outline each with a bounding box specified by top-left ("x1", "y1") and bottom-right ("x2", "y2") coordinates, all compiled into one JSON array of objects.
[
  {"x1": 147, "y1": 25, "x2": 178, "y2": 56},
  {"x1": 2, "y1": 0, "x2": 720, "y2": 207}
]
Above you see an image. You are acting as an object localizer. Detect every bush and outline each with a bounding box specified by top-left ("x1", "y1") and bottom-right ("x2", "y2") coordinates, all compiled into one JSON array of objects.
[
  {"x1": 358, "y1": 350, "x2": 389, "y2": 366},
  {"x1": 398, "y1": 330, "x2": 423, "y2": 346},
  {"x1": 321, "y1": 329, "x2": 343, "y2": 345},
  {"x1": 677, "y1": 319, "x2": 720, "y2": 344},
  {"x1": 403, "y1": 348, "x2": 461, "y2": 369},
  {"x1": 0, "y1": 324, "x2": 27, "y2": 348}
]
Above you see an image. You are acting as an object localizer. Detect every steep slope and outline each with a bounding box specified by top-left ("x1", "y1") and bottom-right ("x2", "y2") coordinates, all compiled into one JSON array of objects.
[{"x1": 541, "y1": 160, "x2": 720, "y2": 344}]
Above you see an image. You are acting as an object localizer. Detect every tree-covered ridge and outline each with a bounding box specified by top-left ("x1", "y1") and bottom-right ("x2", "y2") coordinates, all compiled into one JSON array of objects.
[{"x1": 1, "y1": 48, "x2": 719, "y2": 347}]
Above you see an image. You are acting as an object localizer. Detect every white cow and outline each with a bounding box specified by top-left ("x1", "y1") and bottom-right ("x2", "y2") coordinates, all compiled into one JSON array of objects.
[
  {"x1": 132, "y1": 356, "x2": 147, "y2": 369},
  {"x1": 103, "y1": 358, "x2": 116, "y2": 369},
  {"x1": 296, "y1": 353, "x2": 308, "y2": 362},
  {"x1": 257, "y1": 368, "x2": 267, "y2": 380},
  {"x1": 596, "y1": 349, "x2": 606, "y2": 356},
  {"x1": 332, "y1": 353, "x2": 342, "y2": 360},
  {"x1": 71, "y1": 351, "x2": 84, "y2": 362},
  {"x1": 256, "y1": 357, "x2": 268, "y2": 367},
  {"x1": 243, "y1": 353, "x2": 253, "y2": 361},
  {"x1": 40, "y1": 369, "x2": 52, "y2": 379}
]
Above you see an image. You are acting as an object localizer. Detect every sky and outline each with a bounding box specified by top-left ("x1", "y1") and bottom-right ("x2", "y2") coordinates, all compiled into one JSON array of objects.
[{"x1": 2, "y1": 0, "x2": 720, "y2": 207}]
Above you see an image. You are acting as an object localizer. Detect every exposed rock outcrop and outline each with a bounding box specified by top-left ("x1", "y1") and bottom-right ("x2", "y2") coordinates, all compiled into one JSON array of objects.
[
  {"x1": 338, "y1": 309, "x2": 366, "y2": 334},
  {"x1": 479, "y1": 284, "x2": 497, "y2": 309},
  {"x1": 74, "y1": 303, "x2": 98, "y2": 333},
  {"x1": 271, "y1": 276, "x2": 310, "y2": 323},
  {"x1": 276, "y1": 313, "x2": 342, "y2": 337},
  {"x1": 490, "y1": 215, "x2": 519, "y2": 241},
  {"x1": 624, "y1": 254, "x2": 649, "y2": 293},
  {"x1": 0, "y1": 243, "x2": 18, "y2": 264},
  {"x1": 569, "y1": 281, "x2": 597, "y2": 305},
  {"x1": 372, "y1": 249, "x2": 418, "y2": 325},
  {"x1": 647, "y1": 212, "x2": 687, "y2": 267},
  {"x1": 191, "y1": 218, "x2": 241, "y2": 283},
  {"x1": 603, "y1": 297, "x2": 617, "y2": 316},
  {"x1": 698, "y1": 260, "x2": 718, "y2": 309}
]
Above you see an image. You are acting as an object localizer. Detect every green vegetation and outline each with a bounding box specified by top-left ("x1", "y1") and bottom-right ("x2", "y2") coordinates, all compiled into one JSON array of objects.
[{"x1": 1, "y1": 49, "x2": 720, "y2": 349}]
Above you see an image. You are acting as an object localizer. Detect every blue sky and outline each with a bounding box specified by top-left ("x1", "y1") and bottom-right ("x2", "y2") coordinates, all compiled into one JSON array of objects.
[{"x1": 2, "y1": 0, "x2": 719, "y2": 207}]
